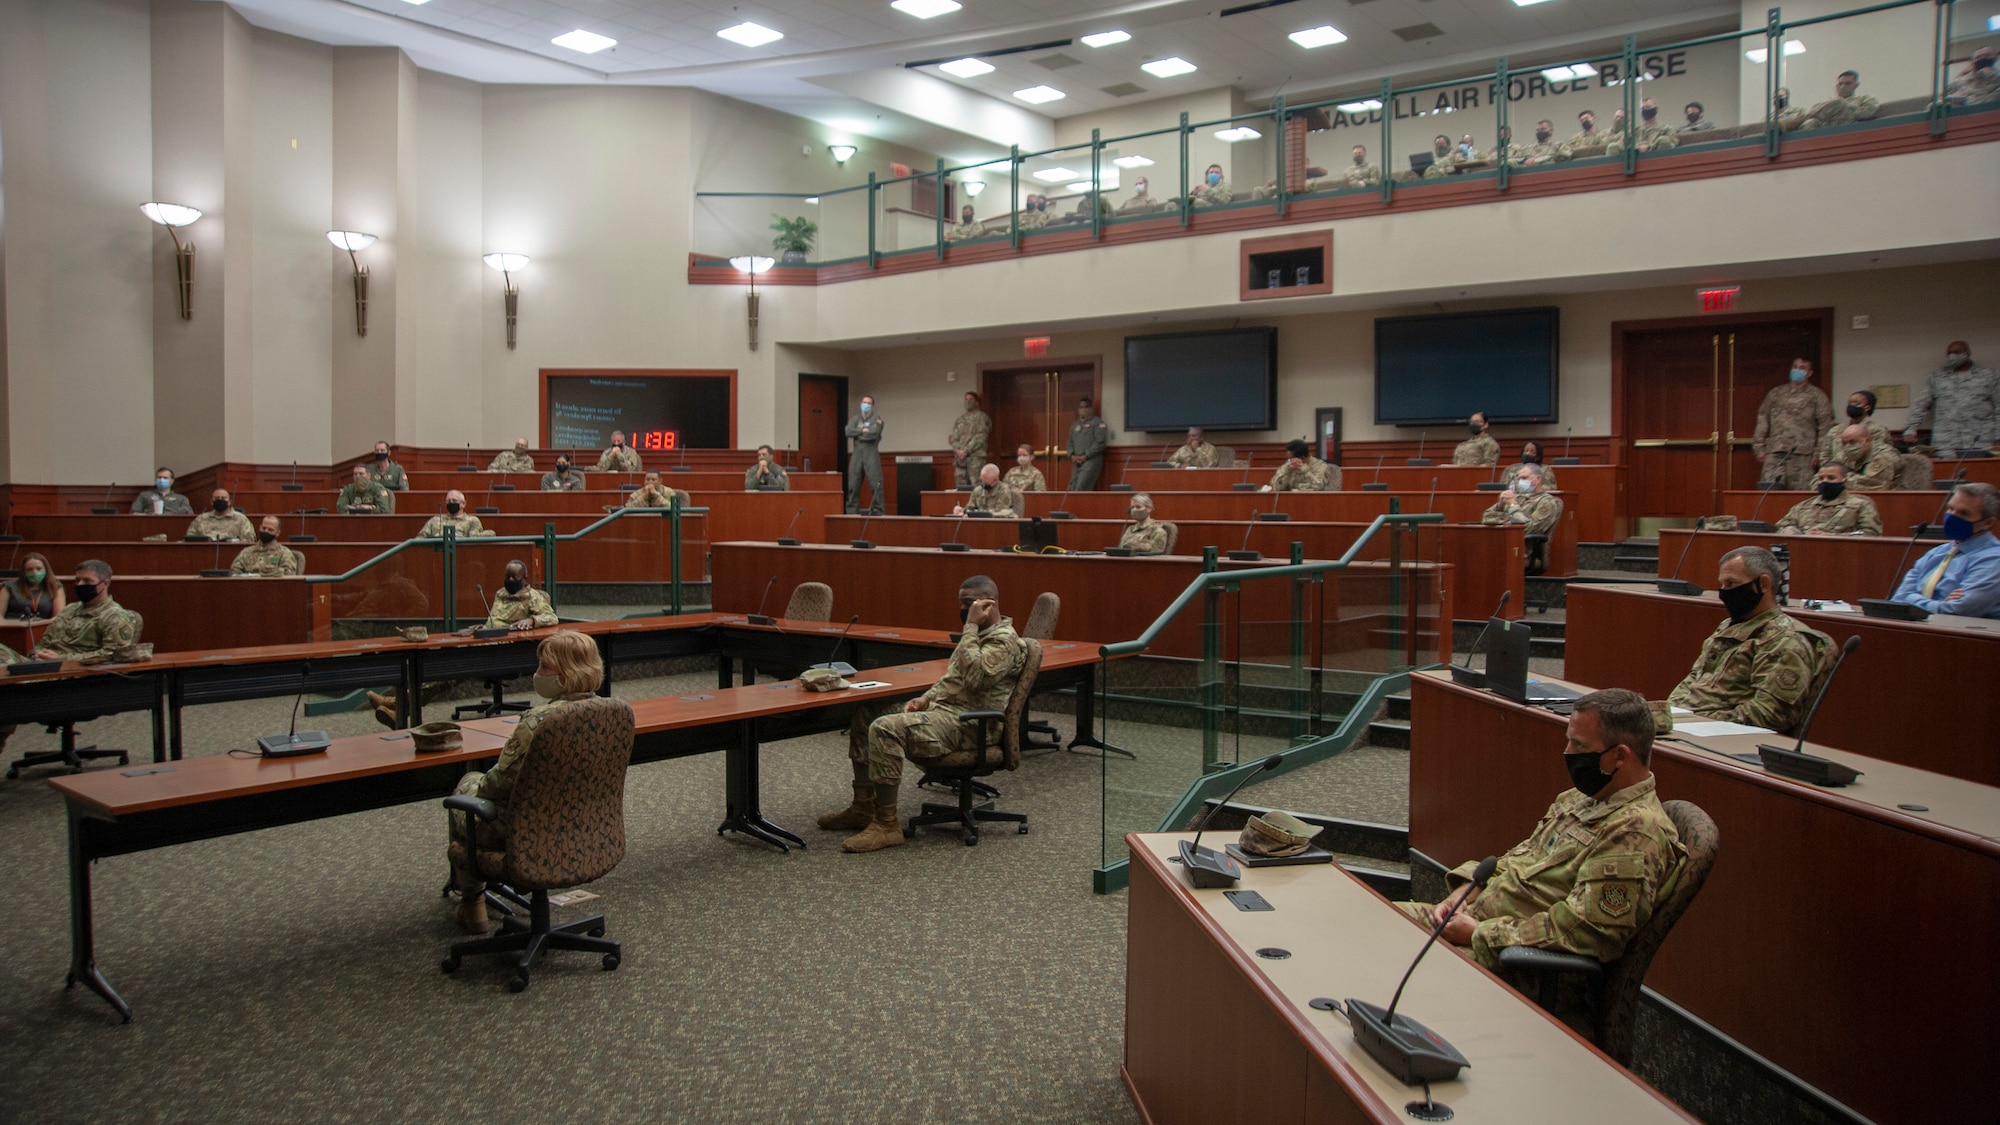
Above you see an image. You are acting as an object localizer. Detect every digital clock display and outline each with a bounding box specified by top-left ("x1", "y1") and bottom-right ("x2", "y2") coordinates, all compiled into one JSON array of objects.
[{"x1": 635, "y1": 430, "x2": 680, "y2": 451}]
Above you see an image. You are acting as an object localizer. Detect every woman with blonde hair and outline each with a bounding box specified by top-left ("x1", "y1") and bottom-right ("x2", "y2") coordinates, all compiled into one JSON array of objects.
[
  {"x1": 445, "y1": 629, "x2": 604, "y2": 932},
  {"x1": 3, "y1": 552, "x2": 65, "y2": 620}
]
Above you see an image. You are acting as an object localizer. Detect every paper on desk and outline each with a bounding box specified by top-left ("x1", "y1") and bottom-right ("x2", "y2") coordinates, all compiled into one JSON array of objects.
[
  {"x1": 1802, "y1": 600, "x2": 1859, "y2": 613},
  {"x1": 847, "y1": 681, "x2": 892, "y2": 690},
  {"x1": 1676, "y1": 720, "x2": 1774, "y2": 737}
]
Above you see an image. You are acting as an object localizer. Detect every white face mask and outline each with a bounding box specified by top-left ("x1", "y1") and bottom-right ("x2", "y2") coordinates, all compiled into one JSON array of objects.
[{"x1": 1515, "y1": 478, "x2": 1534, "y2": 493}]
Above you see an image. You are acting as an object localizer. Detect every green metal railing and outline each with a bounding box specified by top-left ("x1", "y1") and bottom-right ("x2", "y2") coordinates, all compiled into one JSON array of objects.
[
  {"x1": 694, "y1": 0, "x2": 1988, "y2": 269},
  {"x1": 1089, "y1": 513, "x2": 1444, "y2": 893}
]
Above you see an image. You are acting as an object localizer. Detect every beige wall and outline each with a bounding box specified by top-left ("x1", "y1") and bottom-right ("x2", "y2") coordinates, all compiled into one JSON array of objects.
[
  {"x1": 1741, "y1": 0, "x2": 1939, "y2": 116},
  {"x1": 249, "y1": 28, "x2": 333, "y2": 466},
  {"x1": 410, "y1": 69, "x2": 485, "y2": 451}
]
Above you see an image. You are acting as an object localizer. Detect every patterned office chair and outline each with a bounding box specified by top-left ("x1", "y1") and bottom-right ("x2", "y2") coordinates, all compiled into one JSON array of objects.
[
  {"x1": 906, "y1": 637, "x2": 1040, "y2": 846},
  {"x1": 1161, "y1": 522, "x2": 1180, "y2": 554},
  {"x1": 783, "y1": 582, "x2": 833, "y2": 622},
  {"x1": 1495, "y1": 800, "x2": 1720, "y2": 1065},
  {"x1": 441, "y1": 695, "x2": 634, "y2": 992},
  {"x1": 1020, "y1": 593, "x2": 1064, "y2": 753}
]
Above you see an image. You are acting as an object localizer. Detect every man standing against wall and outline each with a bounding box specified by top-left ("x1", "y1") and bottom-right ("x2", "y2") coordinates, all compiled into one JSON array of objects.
[
  {"x1": 949, "y1": 392, "x2": 991, "y2": 490},
  {"x1": 1753, "y1": 358, "x2": 1835, "y2": 489},
  {"x1": 845, "y1": 395, "x2": 885, "y2": 515},
  {"x1": 1066, "y1": 397, "x2": 1110, "y2": 492}
]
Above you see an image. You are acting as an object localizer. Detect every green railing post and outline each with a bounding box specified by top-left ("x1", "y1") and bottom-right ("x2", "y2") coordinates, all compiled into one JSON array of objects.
[
  {"x1": 1388, "y1": 523, "x2": 1407, "y2": 671},
  {"x1": 1273, "y1": 96, "x2": 1289, "y2": 219},
  {"x1": 1289, "y1": 541, "x2": 1307, "y2": 741},
  {"x1": 1765, "y1": 7, "x2": 1785, "y2": 158},
  {"x1": 1930, "y1": 0, "x2": 1952, "y2": 135},
  {"x1": 542, "y1": 522, "x2": 558, "y2": 612},
  {"x1": 934, "y1": 159, "x2": 946, "y2": 258},
  {"x1": 1178, "y1": 112, "x2": 1192, "y2": 227},
  {"x1": 1090, "y1": 128, "x2": 1104, "y2": 240},
  {"x1": 1621, "y1": 35, "x2": 1640, "y2": 176},
  {"x1": 440, "y1": 526, "x2": 457, "y2": 632},
  {"x1": 867, "y1": 172, "x2": 879, "y2": 269},
  {"x1": 1496, "y1": 57, "x2": 1512, "y2": 191},
  {"x1": 1201, "y1": 545, "x2": 1221, "y2": 771},
  {"x1": 1009, "y1": 145, "x2": 1021, "y2": 250},
  {"x1": 669, "y1": 508, "x2": 685, "y2": 616},
  {"x1": 1378, "y1": 79, "x2": 1395, "y2": 206}
]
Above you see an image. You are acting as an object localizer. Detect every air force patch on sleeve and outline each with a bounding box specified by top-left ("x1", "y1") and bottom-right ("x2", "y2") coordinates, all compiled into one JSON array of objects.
[{"x1": 1598, "y1": 883, "x2": 1633, "y2": 917}]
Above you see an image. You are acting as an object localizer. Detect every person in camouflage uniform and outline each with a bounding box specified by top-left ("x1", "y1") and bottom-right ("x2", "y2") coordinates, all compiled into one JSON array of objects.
[
  {"x1": 32, "y1": 560, "x2": 143, "y2": 664},
  {"x1": 186, "y1": 489, "x2": 255, "y2": 541},
  {"x1": 367, "y1": 441, "x2": 408, "y2": 491},
  {"x1": 744, "y1": 446, "x2": 790, "y2": 491},
  {"x1": 444, "y1": 629, "x2": 602, "y2": 932},
  {"x1": 1117, "y1": 178, "x2": 1164, "y2": 214},
  {"x1": 1818, "y1": 391, "x2": 1897, "y2": 487},
  {"x1": 1905, "y1": 341, "x2": 1998, "y2": 454},
  {"x1": 1003, "y1": 445, "x2": 1046, "y2": 493},
  {"x1": 1605, "y1": 99, "x2": 1679, "y2": 156},
  {"x1": 1947, "y1": 47, "x2": 1999, "y2": 105},
  {"x1": 541, "y1": 458, "x2": 586, "y2": 491},
  {"x1": 1395, "y1": 689, "x2": 1686, "y2": 969},
  {"x1": 1340, "y1": 145, "x2": 1382, "y2": 187},
  {"x1": 1559, "y1": 109, "x2": 1607, "y2": 156},
  {"x1": 230, "y1": 516, "x2": 303, "y2": 576},
  {"x1": 1669, "y1": 546, "x2": 1834, "y2": 732},
  {"x1": 1066, "y1": 398, "x2": 1110, "y2": 491},
  {"x1": 370, "y1": 559, "x2": 557, "y2": 729},
  {"x1": 1678, "y1": 101, "x2": 1716, "y2": 134},
  {"x1": 1453, "y1": 412, "x2": 1501, "y2": 466},
  {"x1": 1191, "y1": 164, "x2": 1233, "y2": 206},
  {"x1": 955, "y1": 464, "x2": 1018, "y2": 518},
  {"x1": 1263, "y1": 438, "x2": 1339, "y2": 491},
  {"x1": 1752, "y1": 359, "x2": 1835, "y2": 489},
  {"x1": 337, "y1": 465, "x2": 395, "y2": 514},
  {"x1": 1167, "y1": 427, "x2": 1219, "y2": 468},
  {"x1": 419, "y1": 491, "x2": 491, "y2": 537},
  {"x1": 1117, "y1": 494, "x2": 1170, "y2": 555},
  {"x1": 1784, "y1": 70, "x2": 1879, "y2": 131},
  {"x1": 1421, "y1": 135, "x2": 1459, "y2": 178},
  {"x1": 488, "y1": 437, "x2": 535, "y2": 473},
  {"x1": 817, "y1": 575, "x2": 1026, "y2": 853},
  {"x1": 949, "y1": 391, "x2": 992, "y2": 490},
  {"x1": 625, "y1": 471, "x2": 686, "y2": 508},
  {"x1": 1017, "y1": 194, "x2": 1053, "y2": 230},
  {"x1": 131, "y1": 467, "x2": 193, "y2": 515},
  {"x1": 1483, "y1": 464, "x2": 1565, "y2": 536},
  {"x1": 1510, "y1": 121, "x2": 1565, "y2": 166},
  {"x1": 945, "y1": 204, "x2": 983, "y2": 241},
  {"x1": 1498, "y1": 440, "x2": 1559, "y2": 491},
  {"x1": 1776, "y1": 462, "x2": 1882, "y2": 535},
  {"x1": 591, "y1": 431, "x2": 642, "y2": 473}
]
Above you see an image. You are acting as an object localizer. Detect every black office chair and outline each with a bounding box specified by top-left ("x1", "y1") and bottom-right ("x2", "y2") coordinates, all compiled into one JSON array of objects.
[
  {"x1": 1523, "y1": 533, "x2": 1549, "y2": 577},
  {"x1": 1020, "y1": 592, "x2": 1064, "y2": 752},
  {"x1": 906, "y1": 638, "x2": 1039, "y2": 846},
  {"x1": 7, "y1": 721, "x2": 129, "y2": 779}
]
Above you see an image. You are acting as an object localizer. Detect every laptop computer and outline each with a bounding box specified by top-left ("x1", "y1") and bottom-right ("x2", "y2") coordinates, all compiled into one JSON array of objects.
[
  {"x1": 1409, "y1": 152, "x2": 1435, "y2": 174},
  {"x1": 1017, "y1": 517, "x2": 1059, "y2": 553},
  {"x1": 1483, "y1": 617, "x2": 1584, "y2": 705}
]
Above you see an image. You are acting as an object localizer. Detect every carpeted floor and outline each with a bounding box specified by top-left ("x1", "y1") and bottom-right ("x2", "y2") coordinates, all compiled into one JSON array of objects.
[{"x1": 0, "y1": 665, "x2": 1410, "y2": 1124}]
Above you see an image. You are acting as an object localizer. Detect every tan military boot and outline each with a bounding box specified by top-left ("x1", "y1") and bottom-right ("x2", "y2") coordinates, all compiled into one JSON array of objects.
[
  {"x1": 368, "y1": 691, "x2": 398, "y2": 729},
  {"x1": 842, "y1": 802, "x2": 906, "y2": 853},
  {"x1": 453, "y1": 892, "x2": 488, "y2": 934},
  {"x1": 816, "y1": 783, "x2": 875, "y2": 831}
]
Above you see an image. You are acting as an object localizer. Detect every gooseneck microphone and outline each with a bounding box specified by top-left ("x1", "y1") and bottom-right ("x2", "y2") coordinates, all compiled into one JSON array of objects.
[
  {"x1": 459, "y1": 442, "x2": 477, "y2": 471},
  {"x1": 92, "y1": 482, "x2": 118, "y2": 515},
  {"x1": 940, "y1": 510, "x2": 971, "y2": 552},
  {"x1": 1741, "y1": 470, "x2": 1786, "y2": 532},
  {"x1": 747, "y1": 575, "x2": 779, "y2": 625},
  {"x1": 1449, "y1": 590, "x2": 1512, "y2": 688},
  {"x1": 1344, "y1": 855, "x2": 1498, "y2": 1086},
  {"x1": 1551, "y1": 426, "x2": 1580, "y2": 466},
  {"x1": 1861, "y1": 490, "x2": 1955, "y2": 621},
  {"x1": 673, "y1": 442, "x2": 691, "y2": 472},
  {"x1": 777, "y1": 507, "x2": 803, "y2": 547},
  {"x1": 1176, "y1": 753, "x2": 1282, "y2": 888},
  {"x1": 282, "y1": 461, "x2": 303, "y2": 491},
  {"x1": 1657, "y1": 520, "x2": 1705, "y2": 596},
  {"x1": 1048, "y1": 489, "x2": 1075, "y2": 519},
  {"x1": 1424, "y1": 476, "x2": 1437, "y2": 514},
  {"x1": 1406, "y1": 432, "x2": 1432, "y2": 467},
  {"x1": 1232, "y1": 457, "x2": 1258, "y2": 492},
  {"x1": 1757, "y1": 635, "x2": 1865, "y2": 785},
  {"x1": 1228, "y1": 508, "x2": 1263, "y2": 562},
  {"x1": 257, "y1": 660, "x2": 330, "y2": 756},
  {"x1": 812, "y1": 614, "x2": 862, "y2": 677},
  {"x1": 849, "y1": 512, "x2": 877, "y2": 549},
  {"x1": 1363, "y1": 455, "x2": 1388, "y2": 492},
  {"x1": 471, "y1": 583, "x2": 510, "y2": 638}
]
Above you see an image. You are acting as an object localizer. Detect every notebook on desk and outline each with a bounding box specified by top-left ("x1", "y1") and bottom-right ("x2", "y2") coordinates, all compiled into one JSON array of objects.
[{"x1": 1484, "y1": 617, "x2": 1584, "y2": 705}]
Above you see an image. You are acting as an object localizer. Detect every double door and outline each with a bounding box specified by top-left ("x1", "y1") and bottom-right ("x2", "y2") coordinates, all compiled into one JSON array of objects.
[{"x1": 979, "y1": 360, "x2": 1100, "y2": 491}]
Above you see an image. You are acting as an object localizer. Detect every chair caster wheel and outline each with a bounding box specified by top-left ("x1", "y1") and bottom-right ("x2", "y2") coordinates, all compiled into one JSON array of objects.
[
  {"x1": 587, "y1": 926, "x2": 604, "y2": 938},
  {"x1": 962, "y1": 833, "x2": 979, "y2": 846},
  {"x1": 602, "y1": 954, "x2": 620, "y2": 971},
  {"x1": 1018, "y1": 824, "x2": 1030, "y2": 834},
  {"x1": 508, "y1": 973, "x2": 529, "y2": 993},
  {"x1": 440, "y1": 957, "x2": 459, "y2": 974}
]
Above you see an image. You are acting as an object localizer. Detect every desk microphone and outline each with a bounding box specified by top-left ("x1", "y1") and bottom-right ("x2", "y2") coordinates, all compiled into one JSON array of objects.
[
  {"x1": 1756, "y1": 635, "x2": 1864, "y2": 786},
  {"x1": 92, "y1": 481, "x2": 118, "y2": 515},
  {"x1": 1149, "y1": 442, "x2": 1175, "y2": 469},
  {"x1": 1344, "y1": 855, "x2": 1497, "y2": 1087},
  {"x1": 747, "y1": 575, "x2": 779, "y2": 625},
  {"x1": 1362, "y1": 455, "x2": 1388, "y2": 492},
  {"x1": 1448, "y1": 589, "x2": 1511, "y2": 688},
  {"x1": 1551, "y1": 426, "x2": 1581, "y2": 466},
  {"x1": 1656, "y1": 520, "x2": 1705, "y2": 596},
  {"x1": 672, "y1": 442, "x2": 691, "y2": 472},
  {"x1": 282, "y1": 460, "x2": 304, "y2": 492},
  {"x1": 459, "y1": 443, "x2": 478, "y2": 472},
  {"x1": 1231, "y1": 458, "x2": 1258, "y2": 492},
  {"x1": 1861, "y1": 490, "x2": 1953, "y2": 621},
  {"x1": 1406, "y1": 432, "x2": 1432, "y2": 467},
  {"x1": 1228, "y1": 509, "x2": 1263, "y2": 562},
  {"x1": 812, "y1": 614, "x2": 861, "y2": 677},
  {"x1": 1424, "y1": 476, "x2": 1437, "y2": 514},
  {"x1": 289, "y1": 507, "x2": 316, "y2": 543},
  {"x1": 257, "y1": 660, "x2": 330, "y2": 756},
  {"x1": 1740, "y1": 473, "x2": 1785, "y2": 533},
  {"x1": 1257, "y1": 487, "x2": 1290, "y2": 522},
  {"x1": 1048, "y1": 489, "x2": 1075, "y2": 520},
  {"x1": 849, "y1": 513, "x2": 877, "y2": 549},
  {"x1": 1936, "y1": 443, "x2": 1979, "y2": 489},
  {"x1": 940, "y1": 510, "x2": 971, "y2": 552},
  {"x1": 471, "y1": 583, "x2": 510, "y2": 638},
  {"x1": 1109, "y1": 448, "x2": 1147, "y2": 491},
  {"x1": 776, "y1": 507, "x2": 803, "y2": 546},
  {"x1": 477, "y1": 483, "x2": 500, "y2": 515},
  {"x1": 1177, "y1": 754, "x2": 1282, "y2": 887}
]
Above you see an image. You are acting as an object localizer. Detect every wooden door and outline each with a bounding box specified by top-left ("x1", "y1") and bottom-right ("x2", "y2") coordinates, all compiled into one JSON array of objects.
[
  {"x1": 978, "y1": 357, "x2": 1101, "y2": 491},
  {"x1": 1617, "y1": 311, "x2": 1831, "y2": 522},
  {"x1": 798, "y1": 374, "x2": 846, "y2": 475}
]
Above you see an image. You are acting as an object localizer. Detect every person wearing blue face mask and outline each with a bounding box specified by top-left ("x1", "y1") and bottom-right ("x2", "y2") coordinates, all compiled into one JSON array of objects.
[
  {"x1": 1891, "y1": 482, "x2": 2000, "y2": 619},
  {"x1": 844, "y1": 394, "x2": 885, "y2": 515},
  {"x1": 1751, "y1": 356, "x2": 1834, "y2": 490},
  {"x1": 130, "y1": 467, "x2": 192, "y2": 515},
  {"x1": 1190, "y1": 163, "x2": 1233, "y2": 207},
  {"x1": 1481, "y1": 462, "x2": 1563, "y2": 537}
]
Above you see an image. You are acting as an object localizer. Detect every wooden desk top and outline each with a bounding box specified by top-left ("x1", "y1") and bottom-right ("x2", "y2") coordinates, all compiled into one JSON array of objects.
[{"x1": 1127, "y1": 833, "x2": 1695, "y2": 1123}]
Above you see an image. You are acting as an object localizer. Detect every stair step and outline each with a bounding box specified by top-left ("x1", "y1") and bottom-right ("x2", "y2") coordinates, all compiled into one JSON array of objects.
[
  {"x1": 1530, "y1": 636, "x2": 1566, "y2": 658},
  {"x1": 1384, "y1": 692, "x2": 1411, "y2": 721},
  {"x1": 1366, "y1": 717, "x2": 1411, "y2": 749}
]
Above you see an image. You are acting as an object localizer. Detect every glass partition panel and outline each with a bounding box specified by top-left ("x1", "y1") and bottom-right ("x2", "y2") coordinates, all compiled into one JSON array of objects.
[
  {"x1": 874, "y1": 169, "x2": 943, "y2": 259},
  {"x1": 812, "y1": 187, "x2": 870, "y2": 265},
  {"x1": 314, "y1": 544, "x2": 446, "y2": 642},
  {"x1": 1014, "y1": 142, "x2": 1109, "y2": 239},
  {"x1": 1191, "y1": 109, "x2": 1280, "y2": 211},
  {"x1": 1097, "y1": 128, "x2": 1180, "y2": 224},
  {"x1": 1775, "y1": 2, "x2": 1941, "y2": 128},
  {"x1": 1297, "y1": 101, "x2": 1387, "y2": 196},
  {"x1": 693, "y1": 193, "x2": 809, "y2": 264}
]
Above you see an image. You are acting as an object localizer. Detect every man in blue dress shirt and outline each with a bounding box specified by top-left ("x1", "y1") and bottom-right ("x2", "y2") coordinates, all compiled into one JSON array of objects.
[{"x1": 1892, "y1": 482, "x2": 2000, "y2": 618}]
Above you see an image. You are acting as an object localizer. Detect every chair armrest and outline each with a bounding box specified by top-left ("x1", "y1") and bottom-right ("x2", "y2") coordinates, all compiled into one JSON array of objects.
[
  {"x1": 1496, "y1": 945, "x2": 1603, "y2": 978},
  {"x1": 443, "y1": 795, "x2": 498, "y2": 821},
  {"x1": 956, "y1": 710, "x2": 1004, "y2": 724}
]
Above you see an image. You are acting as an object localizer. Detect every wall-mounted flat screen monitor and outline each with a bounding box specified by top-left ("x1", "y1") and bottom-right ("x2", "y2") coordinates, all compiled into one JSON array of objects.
[
  {"x1": 1123, "y1": 327, "x2": 1278, "y2": 432},
  {"x1": 1374, "y1": 307, "x2": 1559, "y2": 426}
]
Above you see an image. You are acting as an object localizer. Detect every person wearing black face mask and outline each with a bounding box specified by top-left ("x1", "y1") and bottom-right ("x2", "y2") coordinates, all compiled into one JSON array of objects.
[
  {"x1": 1606, "y1": 98, "x2": 1677, "y2": 157},
  {"x1": 1390, "y1": 688, "x2": 1685, "y2": 968},
  {"x1": 466, "y1": 558, "x2": 556, "y2": 634},
  {"x1": 1678, "y1": 100, "x2": 1713, "y2": 134},
  {"x1": 1500, "y1": 440, "x2": 1559, "y2": 491},
  {"x1": 1452, "y1": 412, "x2": 1499, "y2": 466},
  {"x1": 419, "y1": 490, "x2": 490, "y2": 538},
  {"x1": 1890, "y1": 482, "x2": 2000, "y2": 619},
  {"x1": 541, "y1": 459, "x2": 585, "y2": 491},
  {"x1": 592, "y1": 430, "x2": 643, "y2": 473},
  {"x1": 30, "y1": 559, "x2": 144, "y2": 665},
  {"x1": 185, "y1": 488, "x2": 255, "y2": 542},
  {"x1": 1774, "y1": 461, "x2": 1882, "y2": 535},
  {"x1": 1817, "y1": 389, "x2": 1895, "y2": 480},
  {"x1": 366, "y1": 440, "x2": 408, "y2": 491},
  {"x1": 1669, "y1": 546, "x2": 1834, "y2": 731},
  {"x1": 230, "y1": 515, "x2": 303, "y2": 576}
]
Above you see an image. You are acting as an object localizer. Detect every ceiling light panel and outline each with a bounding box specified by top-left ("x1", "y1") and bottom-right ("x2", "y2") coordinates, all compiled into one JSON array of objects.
[
  {"x1": 1289, "y1": 26, "x2": 1347, "y2": 49},
  {"x1": 1140, "y1": 57, "x2": 1197, "y2": 78},
  {"x1": 716, "y1": 23, "x2": 783, "y2": 48},
  {"x1": 891, "y1": 0, "x2": 961, "y2": 18},
  {"x1": 1081, "y1": 31, "x2": 1131, "y2": 48},
  {"x1": 1511, "y1": 0, "x2": 1557, "y2": 6},
  {"x1": 551, "y1": 29, "x2": 617, "y2": 54},
  {"x1": 1014, "y1": 85, "x2": 1066, "y2": 104},
  {"x1": 1031, "y1": 166, "x2": 1080, "y2": 182},
  {"x1": 1111, "y1": 155, "x2": 1155, "y2": 168},
  {"x1": 938, "y1": 57, "x2": 995, "y2": 77},
  {"x1": 1215, "y1": 126, "x2": 1262, "y2": 142}
]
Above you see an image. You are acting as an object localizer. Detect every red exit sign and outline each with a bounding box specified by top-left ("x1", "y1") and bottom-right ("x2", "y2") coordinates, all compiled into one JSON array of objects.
[
  {"x1": 1698, "y1": 286, "x2": 1741, "y2": 313},
  {"x1": 1023, "y1": 336, "x2": 1050, "y2": 357}
]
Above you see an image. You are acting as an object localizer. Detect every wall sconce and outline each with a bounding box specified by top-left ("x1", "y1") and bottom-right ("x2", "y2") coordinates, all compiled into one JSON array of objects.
[
  {"x1": 140, "y1": 202, "x2": 202, "y2": 320},
  {"x1": 829, "y1": 144, "x2": 857, "y2": 166},
  {"x1": 962, "y1": 180, "x2": 986, "y2": 197},
  {"x1": 729, "y1": 255, "x2": 774, "y2": 351},
  {"x1": 326, "y1": 230, "x2": 377, "y2": 336},
  {"x1": 483, "y1": 253, "x2": 530, "y2": 348}
]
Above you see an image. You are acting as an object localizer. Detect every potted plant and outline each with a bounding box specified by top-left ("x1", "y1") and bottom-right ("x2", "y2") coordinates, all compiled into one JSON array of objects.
[{"x1": 770, "y1": 214, "x2": 818, "y2": 263}]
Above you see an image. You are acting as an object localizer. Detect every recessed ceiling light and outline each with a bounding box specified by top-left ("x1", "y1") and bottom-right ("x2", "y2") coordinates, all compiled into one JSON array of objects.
[
  {"x1": 1067, "y1": 180, "x2": 1097, "y2": 193},
  {"x1": 552, "y1": 29, "x2": 617, "y2": 54},
  {"x1": 938, "y1": 57, "x2": 995, "y2": 78},
  {"x1": 1215, "y1": 126, "x2": 1262, "y2": 142},
  {"x1": 717, "y1": 22, "x2": 783, "y2": 48},
  {"x1": 1511, "y1": 0, "x2": 1557, "y2": 6},
  {"x1": 1337, "y1": 99, "x2": 1383, "y2": 113},
  {"x1": 1140, "y1": 57, "x2": 1197, "y2": 78},
  {"x1": 1031, "y1": 166, "x2": 1080, "y2": 182},
  {"x1": 1744, "y1": 39, "x2": 1806, "y2": 63},
  {"x1": 891, "y1": 0, "x2": 961, "y2": 18},
  {"x1": 398, "y1": 0, "x2": 431, "y2": 5},
  {"x1": 1081, "y1": 31, "x2": 1131, "y2": 48},
  {"x1": 1539, "y1": 63, "x2": 1595, "y2": 81},
  {"x1": 1014, "y1": 85, "x2": 1066, "y2": 104},
  {"x1": 1111, "y1": 155, "x2": 1155, "y2": 168},
  {"x1": 1289, "y1": 26, "x2": 1347, "y2": 49}
]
